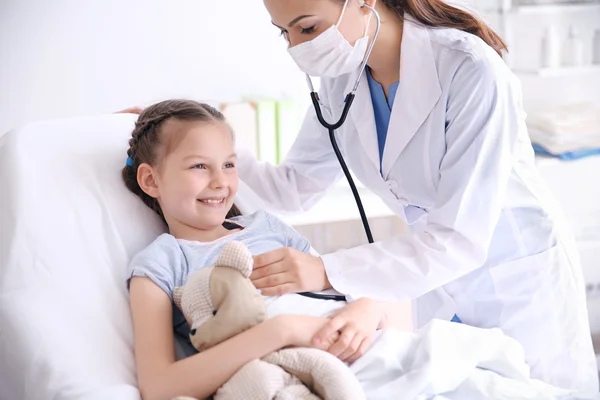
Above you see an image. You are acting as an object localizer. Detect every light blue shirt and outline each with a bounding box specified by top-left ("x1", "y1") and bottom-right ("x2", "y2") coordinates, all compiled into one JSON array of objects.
[
  {"x1": 366, "y1": 67, "x2": 399, "y2": 175},
  {"x1": 126, "y1": 210, "x2": 311, "y2": 356}
]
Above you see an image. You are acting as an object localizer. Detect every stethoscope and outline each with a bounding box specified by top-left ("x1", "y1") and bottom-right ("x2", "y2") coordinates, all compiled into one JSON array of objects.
[{"x1": 297, "y1": 2, "x2": 381, "y2": 303}]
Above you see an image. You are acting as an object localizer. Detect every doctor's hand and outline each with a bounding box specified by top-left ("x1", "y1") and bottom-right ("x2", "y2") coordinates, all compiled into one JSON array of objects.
[
  {"x1": 250, "y1": 247, "x2": 332, "y2": 296},
  {"x1": 314, "y1": 298, "x2": 384, "y2": 363}
]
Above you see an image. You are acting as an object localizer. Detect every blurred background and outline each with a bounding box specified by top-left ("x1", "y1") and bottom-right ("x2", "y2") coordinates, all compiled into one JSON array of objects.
[
  {"x1": 0, "y1": 0, "x2": 315, "y2": 134},
  {"x1": 1, "y1": 0, "x2": 600, "y2": 365},
  {"x1": 1, "y1": 0, "x2": 599, "y2": 132}
]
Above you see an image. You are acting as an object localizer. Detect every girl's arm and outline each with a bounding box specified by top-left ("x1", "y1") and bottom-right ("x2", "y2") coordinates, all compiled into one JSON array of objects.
[{"x1": 130, "y1": 277, "x2": 330, "y2": 400}]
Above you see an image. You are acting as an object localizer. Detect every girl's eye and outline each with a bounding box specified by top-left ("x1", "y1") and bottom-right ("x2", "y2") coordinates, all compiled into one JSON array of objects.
[
  {"x1": 191, "y1": 164, "x2": 207, "y2": 170},
  {"x1": 301, "y1": 25, "x2": 316, "y2": 35},
  {"x1": 224, "y1": 162, "x2": 235, "y2": 169}
]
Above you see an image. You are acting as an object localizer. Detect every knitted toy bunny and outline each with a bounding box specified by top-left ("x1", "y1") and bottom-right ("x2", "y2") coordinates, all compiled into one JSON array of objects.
[{"x1": 171, "y1": 241, "x2": 365, "y2": 400}]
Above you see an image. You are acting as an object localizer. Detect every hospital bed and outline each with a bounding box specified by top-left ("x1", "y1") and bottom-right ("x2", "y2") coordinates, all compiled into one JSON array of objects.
[{"x1": 0, "y1": 114, "x2": 596, "y2": 400}]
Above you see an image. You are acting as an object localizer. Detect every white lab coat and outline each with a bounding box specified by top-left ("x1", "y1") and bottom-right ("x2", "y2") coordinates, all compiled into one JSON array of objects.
[{"x1": 238, "y1": 18, "x2": 598, "y2": 392}]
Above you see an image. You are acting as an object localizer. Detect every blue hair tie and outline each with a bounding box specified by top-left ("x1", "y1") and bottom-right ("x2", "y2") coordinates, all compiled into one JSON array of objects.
[{"x1": 126, "y1": 157, "x2": 134, "y2": 167}]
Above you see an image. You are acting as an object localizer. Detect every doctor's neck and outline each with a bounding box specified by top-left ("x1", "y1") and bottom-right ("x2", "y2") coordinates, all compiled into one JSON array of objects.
[
  {"x1": 364, "y1": 3, "x2": 403, "y2": 89},
  {"x1": 349, "y1": 0, "x2": 508, "y2": 87}
]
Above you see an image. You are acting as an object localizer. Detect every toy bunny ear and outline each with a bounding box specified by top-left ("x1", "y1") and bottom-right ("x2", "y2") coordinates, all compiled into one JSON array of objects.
[
  {"x1": 173, "y1": 286, "x2": 184, "y2": 310},
  {"x1": 216, "y1": 241, "x2": 253, "y2": 278}
]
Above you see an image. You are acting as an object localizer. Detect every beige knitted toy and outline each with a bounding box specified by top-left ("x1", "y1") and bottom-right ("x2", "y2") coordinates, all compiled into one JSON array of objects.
[{"x1": 171, "y1": 241, "x2": 365, "y2": 400}]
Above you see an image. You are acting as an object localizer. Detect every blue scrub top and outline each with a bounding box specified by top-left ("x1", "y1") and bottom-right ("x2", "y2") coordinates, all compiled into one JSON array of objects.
[{"x1": 366, "y1": 67, "x2": 399, "y2": 175}]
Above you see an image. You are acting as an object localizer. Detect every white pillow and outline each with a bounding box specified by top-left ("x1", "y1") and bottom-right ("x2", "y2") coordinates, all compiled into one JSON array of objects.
[{"x1": 0, "y1": 114, "x2": 266, "y2": 399}]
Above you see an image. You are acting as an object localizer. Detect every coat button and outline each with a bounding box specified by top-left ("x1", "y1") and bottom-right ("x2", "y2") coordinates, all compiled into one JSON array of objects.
[
  {"x1": 386, "y1": 180, "x2": 398, "y2": 189},
  {"x1": 398, "y1": 197, "x2": 409, "y2": 206}
]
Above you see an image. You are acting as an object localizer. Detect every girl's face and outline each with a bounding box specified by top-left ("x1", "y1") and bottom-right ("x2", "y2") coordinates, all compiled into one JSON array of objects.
[
  {"x1": 265, "y1": 0, "x2": 369, "y2": 48},
  {"x1": 142, "y1": 120, "x2": 239, "y2": 233}
]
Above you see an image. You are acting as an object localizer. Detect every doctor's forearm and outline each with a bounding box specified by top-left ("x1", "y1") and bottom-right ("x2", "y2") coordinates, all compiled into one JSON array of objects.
[
  {"x1": 320, "y1": 228, "x2": 487, "y2": 302},
  {"x1": 235, "y1": 149, "x2": 301, "y2": 211},
  {"x1": 237, "y1": 148, "x2": 337, "y2": 213}
]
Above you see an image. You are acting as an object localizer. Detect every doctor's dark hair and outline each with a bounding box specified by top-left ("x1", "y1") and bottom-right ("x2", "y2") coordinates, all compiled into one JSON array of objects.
[
  {"x1": 345, "y1": 0, "x2": 507, "y2": 56},
  {"x1": 121, "y1": 99, "x2": 242, "y2": 225}
]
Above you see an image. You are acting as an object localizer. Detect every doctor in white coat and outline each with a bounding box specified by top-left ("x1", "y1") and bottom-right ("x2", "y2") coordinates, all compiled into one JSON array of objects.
[{"x1": 238, "y1": 0, "x2": 599, "y2": 392}]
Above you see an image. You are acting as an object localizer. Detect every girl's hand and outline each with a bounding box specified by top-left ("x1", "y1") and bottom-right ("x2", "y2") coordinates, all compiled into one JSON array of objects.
[
  {"x1": 275, "y1": 315, "x2": 339, "y2": 349},
  {"x1": 313, "y1": 298, "x2": 384, "y2": 363},
  {"x1": 250, "y1": 247, "x2": 332, "y2": 296}
]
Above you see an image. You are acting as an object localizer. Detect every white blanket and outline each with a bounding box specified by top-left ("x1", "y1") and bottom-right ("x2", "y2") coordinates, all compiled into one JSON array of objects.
[{"x1": 353, "y1": 321, "x2": 596, "y2": 400}]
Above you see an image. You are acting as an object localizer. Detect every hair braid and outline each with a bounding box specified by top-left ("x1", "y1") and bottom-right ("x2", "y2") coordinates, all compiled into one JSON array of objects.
[{"x1": 122, "y1": 116, "x2": 166, "y2": 223}]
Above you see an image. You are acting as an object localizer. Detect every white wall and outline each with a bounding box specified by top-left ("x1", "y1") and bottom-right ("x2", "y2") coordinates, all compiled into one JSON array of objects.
[
  {"x1": 0, "y1": 0, "x2": 309, "y2": 134},
  {"x1": 2, "y1": 0, "x2": 599, "y2": 135}
]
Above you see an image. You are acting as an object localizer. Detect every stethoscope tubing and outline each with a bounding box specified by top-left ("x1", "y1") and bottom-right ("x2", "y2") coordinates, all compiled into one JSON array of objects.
[
  {"x1": 297, "y1": 3, "x2": 381, "y2": 302},
  {"x1": 297, "y1": 93, "x2": 374, "y2": 303}
]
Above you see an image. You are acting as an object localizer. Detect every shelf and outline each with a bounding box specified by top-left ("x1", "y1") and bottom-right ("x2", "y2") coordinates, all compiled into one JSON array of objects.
[
  {"x1": 483, "y1": 1, "x2": 600, "y2": 13},
  {"x1": 512, "y1": 1, "x2": 600, "y2": 13},
  {"x1": 512, "y1": 65, "x2": 600, "y2": 77},
  {"x1": 279, "y1": 187, "x2": 396, "y2": 227}
]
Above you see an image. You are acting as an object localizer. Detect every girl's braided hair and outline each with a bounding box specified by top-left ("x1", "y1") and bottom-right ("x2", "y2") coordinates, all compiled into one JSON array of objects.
[{"x1": 121, "y1": 99, "x2": 242, "y2": 225}]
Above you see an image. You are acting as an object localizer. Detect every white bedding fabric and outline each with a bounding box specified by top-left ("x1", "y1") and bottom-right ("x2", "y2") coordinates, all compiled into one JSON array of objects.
[
  {"x1": 0, "y1": 114, "x2": 598, "y2": 400},
  {"x1": 0, "y1": 114, "x2": 162, "y2": 400},
  {"x1": 352, "y1": 321, "x2": 597, "y2": 400}
]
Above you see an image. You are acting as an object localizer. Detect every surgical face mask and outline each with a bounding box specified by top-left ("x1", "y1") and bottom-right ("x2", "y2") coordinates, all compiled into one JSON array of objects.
[{"x1": 287, "y1": 0, "x2": 372, "y2": 78}]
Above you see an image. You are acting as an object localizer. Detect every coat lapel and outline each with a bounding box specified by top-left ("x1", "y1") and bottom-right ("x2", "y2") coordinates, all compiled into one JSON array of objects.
[
  {"x1": 381, "y1": 19, "x2": 442, "y2": 179},
  {"x1": 347, "y1": 72, "x2": 380, "y2": 172}
]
